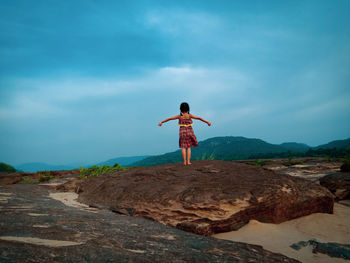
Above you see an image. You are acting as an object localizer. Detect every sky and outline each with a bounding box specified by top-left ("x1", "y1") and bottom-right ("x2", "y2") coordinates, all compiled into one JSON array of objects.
[{"x1": 1, "y1": 0, "x2": 350, "y2": 166}]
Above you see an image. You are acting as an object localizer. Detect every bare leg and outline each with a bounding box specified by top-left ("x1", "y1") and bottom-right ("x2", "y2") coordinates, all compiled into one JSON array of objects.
[
  {"x1": 181, "y1": 148, "x2": 187, "y2": 165},
  {"x1": 187, "y1": 147, "x2": 192, "y2": 165}
]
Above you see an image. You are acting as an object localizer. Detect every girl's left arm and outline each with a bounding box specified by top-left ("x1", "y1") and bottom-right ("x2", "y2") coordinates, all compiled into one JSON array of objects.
[
  {"x1": 158, "y1": 115, "x2": 180, "y2": 126},
  {"x1": 190, "y1": 114, "x2": 211, "y2": 126}
]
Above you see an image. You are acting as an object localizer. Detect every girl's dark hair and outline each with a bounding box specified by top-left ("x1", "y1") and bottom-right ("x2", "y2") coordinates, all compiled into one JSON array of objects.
[{"x1": 180, "y1": 102, "x2": 190, "y2": 115}]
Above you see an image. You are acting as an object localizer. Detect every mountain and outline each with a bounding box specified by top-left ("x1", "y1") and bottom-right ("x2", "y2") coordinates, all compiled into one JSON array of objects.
[
  {"x1": 15, "y1": 155, "x2": 150, "y2": 173},
  {"x1": 131, "y1": 136, "x2": 350, "y2": 167},
  {"x1": 279, "y1": 142, "x2": 310, "y2": 152},
  {"x1": 15, "y1": 163, "x2": 77, "y2": 173},
  {"x1": 0, "y1": 162, "x2": 17, "y2": 173},
  {"x1": 96, "y1": 155, "x2": 150, "y2": 167},
  {"x1": 314, "y1": 138, "x2": 350, "y2": 150},
  {"x1": 13, "y1": 137, "x2": 350, "y2": 171},
  {"x1": 189, "y1": 136, "x2": 286, "y2": 158},
  {"x1": 131, "y1": 136, "x2": 307, "y2": 167}
]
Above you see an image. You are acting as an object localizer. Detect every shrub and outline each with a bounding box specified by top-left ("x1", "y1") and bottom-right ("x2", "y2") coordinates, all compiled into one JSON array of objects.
[
  {"x1": 248, "y1": 159, "x2": 271, "y2": 166},
  {"x1": 0, "y1": 162, "x2": 16, "y2": 173},
  {"x1": 79, "y1": 164, "x2": 127, "y2": 179},
  {"x1": 283, "y1": 159, "x2": 304, "y2": 167},
  {"x1": 38, "y1": 171, "x2": 56, "y2": 182},
  {"x1": 21, "y1": 177, "x2": 33, "y2": 183}
]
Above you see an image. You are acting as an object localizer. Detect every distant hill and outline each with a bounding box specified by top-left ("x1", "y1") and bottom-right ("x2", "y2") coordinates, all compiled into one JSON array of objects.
[
  {"x1": 131, "y1": 136, "x2": 309, "y2": 167},
  {"x1": 13, "y1": 137, "x2": 350, "y2": 171},
  {"x1": 15, "y1": 155, "x2": 150, "y2": 173},
  {"x1": 0, "y1": 162, "x2": 17, "y2": 173},
  {"x1": 131, "y1": 136, "x2": 350, "y2": 167},
  {"x1": 279, "y1": 142, "x2": 310, "y2": 152},
  {"x1": 314, "y1": 138, "x2": 350, "y2": 150},
  {"x1": 96, "y1": 155, "x2": 150, "y2": 167},
  {"x1": 15, "y1": 162, "x2": 77, "y2": 173}
]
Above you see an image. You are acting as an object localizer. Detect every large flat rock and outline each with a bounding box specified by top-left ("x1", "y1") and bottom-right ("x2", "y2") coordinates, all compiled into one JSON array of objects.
[
  {"x1": 77, "y1": 160, "x2": 334, "y2": 236},
  {"x1": 0, "y1": 184, "x2": 299, "y2": 262}
]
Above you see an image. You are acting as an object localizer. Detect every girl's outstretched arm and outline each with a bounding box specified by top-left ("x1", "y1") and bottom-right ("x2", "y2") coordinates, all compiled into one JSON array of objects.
[
  {"x1": 190, "y1": 114, "x2": 211, "y2": 126},
  {"x1": 158, "y1": 115, "x2": 180, "y2": 126}
]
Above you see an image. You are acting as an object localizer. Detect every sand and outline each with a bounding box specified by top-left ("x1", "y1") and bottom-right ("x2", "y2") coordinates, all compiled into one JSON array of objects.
[
  {"x1": 0, "y1": 236, "x2": 83, "y2": 247},
  {"x1": 49, "y1": 192, "x2": 99, "y2": 213},
  {"x1": 213, "y1": 200, "x2": 350, "y2": 263}
]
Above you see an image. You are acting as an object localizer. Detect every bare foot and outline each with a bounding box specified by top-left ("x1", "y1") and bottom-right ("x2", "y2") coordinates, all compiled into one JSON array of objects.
[
  {"x1": 187, "y1": 162, "x2": 192, "y2": 165},
  {"x1": 183, "y1": 162, "x2": 187, "y2": 165}
]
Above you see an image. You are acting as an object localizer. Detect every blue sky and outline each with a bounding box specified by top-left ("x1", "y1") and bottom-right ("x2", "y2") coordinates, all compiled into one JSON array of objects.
[{"x1": 1, "y1": 0, "x2": 350, "y2": 166}]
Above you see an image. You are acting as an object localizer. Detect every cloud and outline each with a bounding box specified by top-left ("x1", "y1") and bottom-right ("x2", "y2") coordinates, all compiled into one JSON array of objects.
[
  {"x1": 0, "y1": 95, "x2": 67, "y2": 120},
  {"x1": 0, "y1": 65, "x2": 252, "y2": 121},
  {"x1": 1, "y1": 1, "x2": 349, "y2": 165},
  {"x1": 144, "y1": 9, "x2": 222, "y2": 37},
  {"x1": 292, "y1": 96, "x2": 350, "y2": 122}
]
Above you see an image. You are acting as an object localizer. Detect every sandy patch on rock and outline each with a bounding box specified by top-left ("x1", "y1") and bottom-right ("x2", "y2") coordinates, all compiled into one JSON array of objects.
[
  {"x1": 28, "y1": 213, "x2": 50, "y2": 217},
  {"x1": 0, "y1": 236, "x2": 83, "y2": 247},
  {"x1": 0, "y1": 192, "x2": 13, "y2": 204},
  {"x1": 0, "y1": 192, "x2": 13, "y2": 196},
  {"x1": 0, "y1": 197, "x2": 9, "y2": 203},
  {"x1": 39, "y1": 178, "x2": 73, "y2": 187},
  {"x1": 49, "y1": 192, "x2": 98, "y2": 212},
  {"x1": 33, "y1": 224, "x2": 51, "y2": 228},
  {"x1": 213, "y1": 201, "x2": 350, "y2": 263},
  {"x1": 125, "y1": 249, "x2": 146, "y2": 254}
]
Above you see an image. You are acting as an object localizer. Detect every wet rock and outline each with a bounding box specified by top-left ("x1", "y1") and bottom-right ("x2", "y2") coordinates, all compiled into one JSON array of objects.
[
  {"x1": 0, "y1": 184, "x2": 300, "y2": 262},
  {"x1": 320, "y1": 172, "x2": 350, "y2": 200},
  {"x1": 77, "y1": 160, "x2": 334, "y2": 236},
  {"x1": 290, "y1": 239, "x2": 350, "y2": 260}
]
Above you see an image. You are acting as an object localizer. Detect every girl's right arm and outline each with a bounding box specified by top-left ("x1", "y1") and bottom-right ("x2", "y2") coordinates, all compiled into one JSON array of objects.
[{"x1": 158, "y1": 115, "x2": 180, "y2": 126}]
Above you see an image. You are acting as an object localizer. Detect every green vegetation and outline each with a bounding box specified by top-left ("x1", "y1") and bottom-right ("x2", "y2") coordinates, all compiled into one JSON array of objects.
[
  {"x1": 79, "y1": 163, "x2": 127, "y2": 179},
  {"x1": 304, "y1": 148, "x2": 350, "y2": 159},
  {"x1": 248, "y1": 159, "x2": 272, "y2": 166},
  {"x1": 20, "y1": 177, "x2": 35, "y2": 184},
  {"x1": 244, "y1": 148, "x2": 350, "y2": 161},
  {"x1": 282, "y1": 159, "x2": 304, "y2": 167},
  {"x1": 38, "y1": 171, "x2": 56, "y2": 182},
  {"x1": 314, "y1": 138, "x2": 350, "y2": 150},
  {"x1": 200, "y1": 152, "x2": 215, "y2": 160},
  {"x1": 0, "y1": 162, "x2": 16, "y2": 173},
  {"x1": 19, "y1": 171, "x2": 56, "y2": 184}
]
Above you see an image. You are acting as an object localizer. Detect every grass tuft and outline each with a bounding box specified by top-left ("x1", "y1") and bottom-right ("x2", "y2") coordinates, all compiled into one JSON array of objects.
[{"x1": 79, "y1": 163, "x2": 127, "y2": 179}]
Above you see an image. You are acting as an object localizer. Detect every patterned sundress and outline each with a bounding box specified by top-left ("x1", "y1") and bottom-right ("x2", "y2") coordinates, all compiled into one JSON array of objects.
[{"x1": 179, "y1": 117, "x2": 199, "y2": 148}]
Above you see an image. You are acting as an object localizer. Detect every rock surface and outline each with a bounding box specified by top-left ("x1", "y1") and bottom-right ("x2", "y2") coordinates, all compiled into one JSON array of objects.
[
  {"x1": 0, "y1": 170, "x2": 80, "y2": 186},
  {"x1": 258, "y1": 157, "x2": 342, "y2": 181},
  {"x1": 55, "y1": 177, "x2": 84, "y2": 192},
  {"x1": 77, "y1": 160, "x2": 334, "y2": 236},
  {"x1": 0, "y1": 173, "x2": 22, "y2": 185},
  {"x1": 0, "y1": 184, "x2": 299, "y2": 263},
  {"x1": 320, "y1": 172, "x2": 350, "y2": 200},
  {"x1": 341, "y1": 161, "x2": 350, "y2": 172},
  {"x1": 290, "y1": 239, "x2": 350, "y2": 260}
]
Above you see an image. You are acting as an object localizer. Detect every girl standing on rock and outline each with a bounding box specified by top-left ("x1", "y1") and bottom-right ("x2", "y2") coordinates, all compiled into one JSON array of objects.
[{"x1": 158, "y1": 102, "x2": 211, "y2": 165}]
